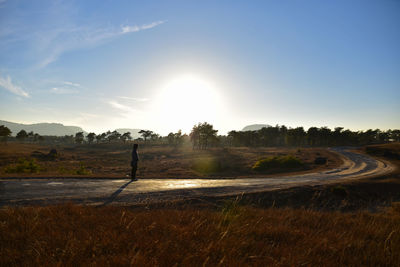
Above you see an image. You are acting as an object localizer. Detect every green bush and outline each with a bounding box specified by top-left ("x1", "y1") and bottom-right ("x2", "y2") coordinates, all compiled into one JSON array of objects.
[
  {"x1": 75, "y1": 164, "x2": 92, "y2": 175},
  {"x1": 252, "y1": 155, "x2": 304, "y2": 172},
  {"x1": 4, "y1": 158, "x2": 42, "y2": 173}
]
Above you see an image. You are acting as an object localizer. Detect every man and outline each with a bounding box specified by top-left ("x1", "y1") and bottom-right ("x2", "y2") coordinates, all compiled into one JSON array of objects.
[{"x1": 131, "y1": 144, "x2": 139, "y2": 180}]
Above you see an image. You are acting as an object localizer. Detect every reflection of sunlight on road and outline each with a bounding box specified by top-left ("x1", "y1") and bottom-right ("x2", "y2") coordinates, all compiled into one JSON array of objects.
[{"x1": 166, "y1": 180, "x2": 200, "y2": 189}]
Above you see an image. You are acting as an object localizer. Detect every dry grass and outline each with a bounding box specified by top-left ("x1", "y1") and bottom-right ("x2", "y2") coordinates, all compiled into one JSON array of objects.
[
  {"x1": 1, "y1": 204, "x2": 399, "y2": 266},
  {"x1": 0, "y1": 143, "x2": 342, "y2": 178}
]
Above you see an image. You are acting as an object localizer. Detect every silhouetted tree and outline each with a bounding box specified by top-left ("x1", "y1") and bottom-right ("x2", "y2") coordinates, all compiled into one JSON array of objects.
[
  {"x1": 150, "y1": 133, "x2": 160, "y2": 142},
  {"x1": 95, "y1": 134, "x2": 102, "y2": 143},
  {"x1": 391, "y1": 130, "x2": 400, "y2": 142},
  {"x1": 167, "y1": 130, "x2": 184, "y2": 147},
  {"x1": 107, "y1": 130, "x2": 121, "y2": 142},
  {"x1": 121, "y1": 132, "x2": 132, "y2": 143},
  {"x1": 0, "y1": 125, "x2": 11, "y2": 143},
  {"x1": 307, "y1": 127, "x2": 319, "y2": 146},
  {"x1": 87, "y1": 132, "x2": 96, "y2": 144},
  {"x1": 75, "y1": 132, "x2": 84, "y2": 144},
  {"x1": 16, "y1": 130, "x2": 28, "y2": 142},
  {"x1": 190, "y1": 122, "x2": 218, "y2": 149},
  {"x1": 286, "y1": 127, "x2": 306, "y2": 146},
  {"x1": 139, "y1": 130, "x2": 153, "y2": 142}
]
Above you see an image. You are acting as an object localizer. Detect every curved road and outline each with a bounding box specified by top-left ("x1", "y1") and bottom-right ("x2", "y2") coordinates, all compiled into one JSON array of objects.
[{"x1": 0, "y1": 148, "x2": 394, "y2": 206}]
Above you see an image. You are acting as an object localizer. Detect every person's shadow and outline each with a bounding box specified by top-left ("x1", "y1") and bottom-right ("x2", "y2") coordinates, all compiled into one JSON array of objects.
[{"x1": 101, "y1": 180, "x2": 134, "y2": 206}]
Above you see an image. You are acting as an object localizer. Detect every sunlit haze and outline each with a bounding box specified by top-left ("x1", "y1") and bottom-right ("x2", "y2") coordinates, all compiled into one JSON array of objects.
[
  {"x1": 0, "y1": 1, "x2": 399, "y2": 135},
  {"x1": 153, "y1": 74, "x2": 226, "y2": 134}
]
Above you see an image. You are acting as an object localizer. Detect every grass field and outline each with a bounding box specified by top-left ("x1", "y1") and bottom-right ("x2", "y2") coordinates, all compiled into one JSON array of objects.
[
  {"x1": 1, "y1": 143, "x2": 399, "y2": 266},
  {"x1": 0, "y1": 143, "x2": 341, "y2": 178},
  {"x1": 1, "y1": 204, "x2": 399, "y2": 266}
]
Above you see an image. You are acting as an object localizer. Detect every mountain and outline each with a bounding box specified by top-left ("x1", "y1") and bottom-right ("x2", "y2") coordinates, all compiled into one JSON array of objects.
[
  {"x1": 0, "y1": 120, "x2": 86, "y2": 136},
  {"x1": 115, "y1": 128, "x2": 142, "y2": 139},
  {"x1": 242, "y1": 124, "x2": 271, "y2": 131}
]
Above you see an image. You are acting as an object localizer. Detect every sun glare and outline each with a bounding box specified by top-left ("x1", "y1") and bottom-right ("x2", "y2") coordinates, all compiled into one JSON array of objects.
[{"x1": 154, "y1": 74, "x2": 222, "y2": 134}]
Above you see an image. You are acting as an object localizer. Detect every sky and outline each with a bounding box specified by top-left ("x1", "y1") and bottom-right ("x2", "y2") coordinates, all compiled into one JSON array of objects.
[{"x1": 0, "y1": 0, "x2": 399, "y2": 135}]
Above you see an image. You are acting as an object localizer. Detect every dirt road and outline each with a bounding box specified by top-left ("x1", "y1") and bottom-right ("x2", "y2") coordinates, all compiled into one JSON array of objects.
[{"x1": 0, "y1": 148, "x2": 393, "y2": 206}]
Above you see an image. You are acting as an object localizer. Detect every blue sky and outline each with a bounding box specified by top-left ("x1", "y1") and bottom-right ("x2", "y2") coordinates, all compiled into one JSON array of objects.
[{"x1": 0, "y1": 0, "x2": 399, "y2": 135}]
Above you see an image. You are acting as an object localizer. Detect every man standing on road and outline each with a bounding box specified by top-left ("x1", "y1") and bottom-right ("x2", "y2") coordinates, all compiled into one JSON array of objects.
[{"x1": 131, "y1": 144, "x2": 139, "y2": 180}]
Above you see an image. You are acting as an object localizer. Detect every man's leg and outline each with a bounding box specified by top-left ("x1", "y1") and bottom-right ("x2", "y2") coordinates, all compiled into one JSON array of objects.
[{"x1": 131, "y1": 164, "x2": 137, "y2": 180}]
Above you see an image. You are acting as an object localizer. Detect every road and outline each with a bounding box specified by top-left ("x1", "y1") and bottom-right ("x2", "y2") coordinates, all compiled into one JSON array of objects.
[{"x1": 0, "y1": 148, "x2": 394, "y2": 207}]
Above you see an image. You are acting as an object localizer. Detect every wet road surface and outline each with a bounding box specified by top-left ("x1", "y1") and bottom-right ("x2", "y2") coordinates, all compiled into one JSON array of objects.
[{"x1": 0, "y1": 148, "x2": 393, "y2": 206}]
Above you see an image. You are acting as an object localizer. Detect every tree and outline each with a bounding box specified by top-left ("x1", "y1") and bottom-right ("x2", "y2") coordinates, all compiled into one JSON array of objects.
[
  {"x1": 190, "y1": 122, "x2": 218, "y2": 149},
  {"x1": 286, "y1": 127, "x2": 306, "y2": 146},
  {"x1": 150, "y1": 133, "x2": 160, "y2": 142},
  {"x1": 75, "y1": 132, "x2": 84, "y2": 144},
  {"x1": 33, "y1": 133, "x2": 41, "y2": 142},
  {"x1": 16, "y1": 130, "x2": 28, "y2": 142},
  {"x1": 107, "y1": 130, "x2": 121, "y2": 142},
  {"x1": 96, "y1": 132, "x2": 107, "y2": 143},
  {"x1": 121, "y1": 132, "x2": 132, "y2": 143},
  {"x1": 167, "y1": 130, "x2": 184, "y2": 147},
  {"x1": 139, "y1": 130, "x2": 153, "y2": 142},
  {"x1": 87, "y1": 132, "x2": 96, "y2": 144},
  {"x1": 0, "y1": 125, "x2": 12, "y2": 143}
]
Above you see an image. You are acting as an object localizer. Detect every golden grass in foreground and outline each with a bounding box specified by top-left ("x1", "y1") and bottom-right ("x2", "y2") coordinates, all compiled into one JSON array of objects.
[{"x1": 1, "y1": 204, "x2": 400, "y2": 266}]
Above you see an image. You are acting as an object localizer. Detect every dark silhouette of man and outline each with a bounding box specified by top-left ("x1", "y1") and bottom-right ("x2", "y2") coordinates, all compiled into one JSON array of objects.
[{"x1": 131, "y1": 144, "x2": 139, "y2": 180}]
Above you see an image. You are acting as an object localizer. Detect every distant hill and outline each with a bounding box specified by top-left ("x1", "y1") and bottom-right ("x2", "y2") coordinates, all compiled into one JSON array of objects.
[
  {"x1": 115, "y1": 128, "x2": 142, "y2": 139},
  {"x1": 0, "y1": 120, "x2": 86, "y2": 136},
  {"x1": 242, "y1": 124, "x2": 271, "y2": 131}
]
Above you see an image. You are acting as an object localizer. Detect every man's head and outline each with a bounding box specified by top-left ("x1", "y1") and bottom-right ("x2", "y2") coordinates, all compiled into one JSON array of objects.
[{"x1": 133, "y1": 144, "x2": 138, "y2": 150}]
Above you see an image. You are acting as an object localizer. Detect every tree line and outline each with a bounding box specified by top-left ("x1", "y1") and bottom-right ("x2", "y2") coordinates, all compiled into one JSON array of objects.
[
  {"x1": 228, "y1": 126, "x2": 400, "y2": 147},
  {"x1": 1, "y1": 123, "x2": 399, "y2": 148}
]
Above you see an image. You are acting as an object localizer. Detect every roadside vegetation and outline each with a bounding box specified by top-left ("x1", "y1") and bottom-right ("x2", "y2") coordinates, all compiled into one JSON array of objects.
[
  {"x1": 252, "y1": 155, "x2": 304, "y2": 173},
  {"x1": 0, "y1": 143, "x2": 340, "y2": 178}
]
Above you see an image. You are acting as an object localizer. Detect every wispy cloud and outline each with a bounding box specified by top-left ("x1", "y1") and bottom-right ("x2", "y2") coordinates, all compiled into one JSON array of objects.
[
  {"x1": 63, "y1": 81, "x2": 81, "y2": 87},
  {"x1": 121, "y1": 20, "x2": 166, "y2": 34},
  {"x1": 48, "y1": 80, "x2": 83, "y2": 94},
  {"x1": 50, "y1": 87, "x2": 78, "y2": 94},
  {"x1": 0, "y1": 74, "x2": 29, "y2": 97},
  {"x1": 35, "y1": 20, "x2": 166, "y2": 68},
  {"x1": 109, "y1": 100, "x2": 135, "y2": 112},
  {"x1": 118, "y1": 96, "x2": 149, "y2": 102},
  {"x1": 0, "y1": 1, "x2": 166, "y2": 68}
]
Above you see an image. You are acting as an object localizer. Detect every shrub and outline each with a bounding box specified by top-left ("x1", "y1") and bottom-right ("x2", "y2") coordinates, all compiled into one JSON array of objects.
[
  {"x1": 314, "y1": 157, "x2": 327, "y2": 165},
  {"x1": 330, "y1": 185, "x2": 348, "y2": 197},
  {"x1": 252, "y1": 155, "x2": 304, "y2": 172},
  {"x1": 75, "y1": 163, "x2": 92, "y2": 175},
  {"x1": 4, "y1": 158, "x2": 42, "y2": 173}
]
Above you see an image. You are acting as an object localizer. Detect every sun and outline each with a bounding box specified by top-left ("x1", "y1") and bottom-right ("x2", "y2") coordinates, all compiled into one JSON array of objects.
[{"x1": 154, "y1": 74, "x2": 222, "y2": 134}]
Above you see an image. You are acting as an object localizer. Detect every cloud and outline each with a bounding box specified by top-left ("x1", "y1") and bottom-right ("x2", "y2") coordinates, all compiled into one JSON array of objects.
[
  {"x1": 63, "y1": 81, "x2": 81, "y2": 87},
  {"x1": 0, "y1": 74, "x2": 29, "y2": 97},
  {"x1": 109, "y1": 100, "x2": 135, "y2": 112},
  {"x1": 47, "y1": 80, "x2": 83, "y2": 94},
  {"x1": 35, "y1": 20, "x2": 166, "y2": 68},
  {"x1": 50, "y1": 87, "x2": 78, "y2": 94},
  {"x1": 121, "y1": 20, "x2": 166, "y2": 34},
  {"x1": 118, "y1": 96, "x2": 148, "y2": 102}
]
